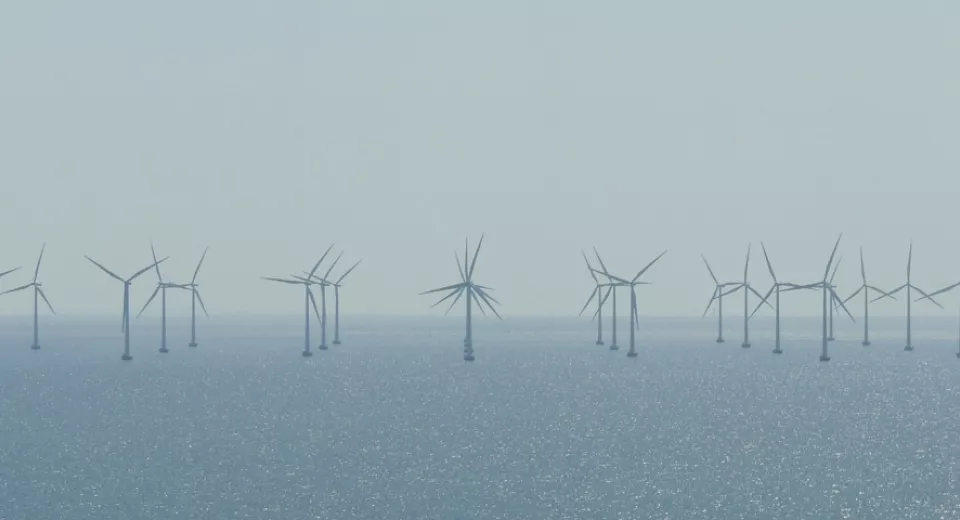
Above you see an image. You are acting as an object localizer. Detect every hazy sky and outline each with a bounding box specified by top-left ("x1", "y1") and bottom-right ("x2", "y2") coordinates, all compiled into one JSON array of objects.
[{"x1": 1, "y1": 1, "x2": 958, "y2": 317}]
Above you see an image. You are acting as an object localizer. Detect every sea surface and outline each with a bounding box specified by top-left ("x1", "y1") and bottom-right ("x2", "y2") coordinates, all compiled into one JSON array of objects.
[{"x1": 2, "y1": 314, "x2": 960, "y2": 519}]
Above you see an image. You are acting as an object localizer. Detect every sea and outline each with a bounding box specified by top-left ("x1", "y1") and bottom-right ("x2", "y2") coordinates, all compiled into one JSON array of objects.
[{"x1": 2, "y1": 314, "x2": 960, "y2": 520}]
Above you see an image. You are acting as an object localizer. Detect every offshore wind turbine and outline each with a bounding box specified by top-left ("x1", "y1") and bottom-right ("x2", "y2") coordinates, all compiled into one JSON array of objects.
[
  {"x1": 877, "y1": 243, "x2": 942, "y2": 351},
  {"x1": 700, "y1": 254, "x2": 741, "y2": 344},
  {"x1": 85, "y1": 254, "x2": 167, "y2": 361},
  {"x1": 842, "y1": 247, "x2": 896, "y2": 346},
  {"x1": 716, "y1": 244, "x2": 770, "y2": 348},
  {"x1": 183, "y1": 248, "x2": 208, "y2": 348},
  {"x1": 136, "y1": 244, "x2": 186, "y2": 354},
  {"x1": 590, "y1": 250, "x2": 667, "y2": 358},
  {"x1": 790, "y1": 235, "x2": 855, "y2": 362},
  {"x1": 262, "y1": 246, "x2": 334, "y2": 357},
  {"x1": 579, "y1": 251, "x2": 606, "y2": 346},
  {"x1": 296, "y1": 249, "x2": 342, "y2": 350},
  {"x1": 420, "y1": 235, "x2": 502, "y2": 362},
  {"x1": 1, "y1": 245, "x2": 53, "y2": 350},
  {"x1": 826, "y1": 257, "x2": 842, "y2": 341},
  {"x1": 591, "y1": 248, "x2": 630, "y2": 352},
  {"x1": 750, "y1": 242, "x2": 807, "y2": 355},
  {"x1": 304, "y1": 256, "x2": 362, "y2": 345}
]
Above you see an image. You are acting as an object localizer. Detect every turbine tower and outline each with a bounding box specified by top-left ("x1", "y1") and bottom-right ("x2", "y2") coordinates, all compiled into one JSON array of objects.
[
  {"x1": 841, "y1": 247, "x2": 896, "y2": 346},
  {"x1": 716, "y1": 244, "x2": 769, "y2": 348},
  {"x1": 797, "y1": 235, "x2": 855, "y2": 362},
  {"x1": 878, "y1": 243, "x2": 942, "y2": 351},
  {"x1": 700, "y1": 254, "x2": 741, "y2": 344},
  {"x1": 85, "y1": 255, "x2": 167, "y2": 361},
  {"x1": 592, "y1": 248, "x2": 629, "y2": 352},
  {"x1": 1, "y1": 245, "x2": 53, "y2": 350},
  {"x1": 579, "y1": 251, "x2": 605, "y2": 346},
  {"x1": 420, "y1": 235, "x2": 502, "y2": 362},
  {"x1": 184, "y1": 248, "x2": 208, "y2": 347},
  {"x1": 751, "y1": 242, "x2": 805, "y2": 355},
  {"x1": 826, "y1": 257, "x2": 842, "y2": 341},
  {"x1": 136, "y1": 244, "x2": 186, "y2": 354},
  {"x1": 262, "y1": 247, "x2": 334, "y2": 357},
  {"x1": 329, "y1": 259, "x2": 361, "y2": 345},
  {"x1": 296, "y1": 249, "x2": 342, "y2": 350},
  {"x1": 589, "y1": 250, "x2": 667, "y2": 358}
]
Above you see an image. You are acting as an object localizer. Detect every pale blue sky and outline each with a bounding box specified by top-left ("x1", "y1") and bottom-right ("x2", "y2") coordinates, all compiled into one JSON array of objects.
[{"x1": 0, "y1": 1, "x2": 958, "y2": 317}]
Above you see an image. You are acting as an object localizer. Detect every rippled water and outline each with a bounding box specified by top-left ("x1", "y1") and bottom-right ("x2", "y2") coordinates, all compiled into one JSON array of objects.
[{"x1": 2, "y1": 315, "x2": 960, "y2": 519}]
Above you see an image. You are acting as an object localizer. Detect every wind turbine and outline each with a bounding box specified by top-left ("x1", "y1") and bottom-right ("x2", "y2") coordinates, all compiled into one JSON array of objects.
[
  {"x1": 1, "y1": 245, "x2": 53, "y2": 350},
  {"x1": 750, "y1": 242, "x2": 807, "y2": 355},
  {"x1": 591, "y1": 248, "x2": 630, "y2": 352},
  {"x1": 590, "y1": 250, "x2": 667, "y2": 358},
  {"x1": 699, "y1": 254, "x2": 741, "y2": 344},
  {"x1": 578, "y1": 251, "x2": 606, "y2": 346},
  {"x1": 877, "y1": 243, "x2": 942, "y2": 351},
  {"x1": 420, "y1": 235, "x2": 502, "y2": 362},
  {"x1": 183, "y1": 248, "x2": 208, "y2": 348},
  {"x1": 262, "y1": 247, "x2": 334, "y2": 357},
  {"x1": 85, "y1": 254, "x2": 167, "y2": 361},
  {"x1": 842, "y1": 247, "x2": 896, "y2": 346},
  {"x1": 716, "y1": 244, "x2": 770, "y2": 348},
  {"x1": 826, "y1": 257, "x2": 842, "y2": 341},
  {"x1": 304, "y1": 256, "x2": 362, "y2": 345},
  {"x1": 296, "y1": 249, "x2": 342, "y2": 350},
  {"x1": 136, "y1": 244, "x2": 186, "y2": 354}
]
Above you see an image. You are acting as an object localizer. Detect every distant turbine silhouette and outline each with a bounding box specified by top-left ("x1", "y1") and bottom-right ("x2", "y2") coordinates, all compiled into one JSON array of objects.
[
  {"x1": 294, "y1": 247, "x2": 340, "y2": 350},
  {"x1": 304, "y1": 255, "x2": 362, "y2": 346},
  {"x1": 842, "y1": 247, "x2": 896, "y2": 346},
  {"x1": 791, "y1": 235, "x2": 855, "y2": 362},
  {"x1": 420, "y1": 235, "x2": 502, "y2": 362},
  {"x1": 85, "y1": 254, "x2": 167, "y2": 361},
  {"x1": 137, "y1": 244, "x2": 187, "y2": 354},
  {"x1": 751, "y1": 242, "x2": 809, "y2": 355},
  {"x1": 578, "y1": 250, "x2": 605, "y2": 346},
  {"x1": 590, "y1": 250, "x2": 666, "y2": 358},
  {"x1": 262, "y1": 246, "x2": 334, "y2": 357},
  {"x1": 826, "y1": 257, "x2": 843, "y2": 341},
  {"x1": 715, "y1": 244, "x2": 771, "y2": 348},
  {"x1": 1, "y1": 245, "x2": 53, "y2": 350},
  {"x1": 183, "y1": 248, "x2": 209, "y2": 347},
  {"x1": 878, "y1": 243, "x2": 942, "y2": 351},
  {"x1": 591, "y1": 248, "x2": 630, "y2": 351},
  {"x1": 700, "y1": 254, "x2": 742, "y2": 344}
]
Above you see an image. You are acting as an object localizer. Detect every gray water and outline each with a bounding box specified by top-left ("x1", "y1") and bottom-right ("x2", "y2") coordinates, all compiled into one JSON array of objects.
[{"x1": 2, "y1": 315, "x2": 960, "y2": 519}]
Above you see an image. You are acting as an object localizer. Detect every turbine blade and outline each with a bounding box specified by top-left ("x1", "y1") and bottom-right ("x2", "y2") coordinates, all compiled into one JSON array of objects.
[
  {"x1": 444, "y1": 287, "x2": 466, "y2": 316},
  {"x1": 593, "y1": 247, "x2": 612, "y2": 278},
  {"x1": 128, "y1": 257, "x2": 168, "y2": 282},
  {"x1": 579, "y1": 287, "x2": 599, "y2": 316},
  {"x1": 261, "y1": 276, "x2": 302, "y2": 285},
  {"x1": 467, "y1": 233, "x2": 484, "y2": 280},
  {"x1": 431, "y1": 288, "x2": 462, "y2": 308},
  {"x1": 916, "y1": 281, "x2": 960, "y2": 301},
  {"x1": 85, "y1": 256, "x2": 124, "y2": 283},
  {"x1": 37, "y1": 287, "x2": 55, "y2": 315},
  {"x1": 823, "y1": 234, "x2": 843, "y2": 281},
  {"x1": 475, "y1": 287, "x2": 503, "y2": 320},
  {"x1": 455, "y1": 251, "x2": 466, "y2": 282},
  {"x1": 308, "y1": 287, "x2": 322, "y2": 323},
  {"x1": 420, "y1": 282, "x2": 467, "y2": 296},
  {"x1": 308, "y1": 243, "x2": 336, "y2": 279},
  {"x1": 582, "y1": 250, "x2": 599, "y2": 283},
  {"x1": 911, "y1": 285, "x2": 943, "y2": 308},
  {"x1": 829, "y1": 256, "x2": 842, "y2": 284},
  {"x1": 831, "y1": 289, "x2": 856, "y2": 322},
  {"x1": 632, "y1": 250, "x2": 668, "y2": 283},
  {"x1": 842, "y1": 285, "x2": 864, "y2": 305},
  {"x1": 33, "y1": 243, "x2": 45, "y2": 283},
  {"x1": 471, "y1": 289, "x2": 488, "y2": 317},
  {"x1": 336, "y1": 259, "x2": 362, "y2": 284},
  {"x1": 191, "y1": 247, "x2": 209, "y2": 284},
  {"x1": 866, "y1": 285, "x2": 897, "y2": 301},
  {"x1": 0, "y1": 283, "x2": 33, "y2": 295},
  {"x1": 194, "y1": 289, "x2": 209, "y2": 317},
  {"x1": 476, "y1": 286, "x2": 500, "y2": 306},
  {"x1": 323, "y1": 251, "x2": 343, "y2": 281},
  {"x1": 872, "y1": 283, "x2": 907, "y2": 303},
  {"x1": 717, "y1": 283, "x2": 745, "y2": 299},
  {"x1": 150, "y1": 242, "x2": 162, "y2": 281},
  {"x1": 701, "y1": 287, "x2": 719, "y2": 318},
  {"x1": 592, "y1": 286, "x2": 614, "y2": 321},
  {"x1": 751, "y1": 286, "x2": 776, "y2": 317},
  {"x1": 632, "y1": 288, "x2": 640, "y2": 330},
  {"x1": 701, "y1": 255, "x2": 720, "y2": 285},
  {"x1": 0, "y1": 267, "x2": 20, "y2": 280},
  {"x1": 137, "y1": 285, "x2": 161, "y2": 318},
  {"x1": 907, "y1": 242, "x2": 913, "y2": 277},
  {"x1": 859, "y1": 246, "x2": 866, "y2": 285},
  {"x1": 748, "y1": 285, "x2": 773, "y2": 309},
  {"x1": 594, "y1": 269, "x2": 630, "y2": 284},
  {"x1": 743, "y1": 243, "x2": 751, "y2": 282},
  {"x1": 782, "y1": 282, "x2": 822, "y2": 292},
  {"x1": 760, "y1": 243, "x2": 776, "y2": 283}
]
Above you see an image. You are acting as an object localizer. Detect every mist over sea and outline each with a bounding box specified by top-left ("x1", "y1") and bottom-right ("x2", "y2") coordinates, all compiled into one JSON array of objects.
[{"x1": 2, "y1": 315, "x2": 960, "y2": 519}]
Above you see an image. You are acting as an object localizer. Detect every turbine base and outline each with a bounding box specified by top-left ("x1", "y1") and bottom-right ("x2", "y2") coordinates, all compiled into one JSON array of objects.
[
  {"x1": 819, "y1": 355, "x2": 831, "y2": 362},
  {"x1": 464, "y1": 354, "x2": 475, "y2": 361},
  {"x1": 333, "y1": 340, "x2": 341, "y2": 345},
  {"x1": 609, "y1": 344, "x2": 619, "y2": 351},
  {"x1": 904, "y1": 345, "x2": 915, "y2": 352},
  {"x1": 862, "y1": 340, "x2": 871, "y2": 347},
  {"x1": 626, "y1": 351, "x2": 638, "y2": 358},
  {"x1": 828, "y1": 336, "x2": 835, "y2": 342},
  {"x1": 121, "y1": 354, "x2": 133, "y2": 361},
  {"x1": 302, "y1": 350, "x2": 313, "y2": 358},
  {"x1": 319, "y1": 345, "x2": 329, "y2": 351},
  {"x1": 159, "y1": 347, "x2": 169, "y2": 353},
  {"x1": 189, "y1": 342, "x2": 198, "y2": 347},
  {"x1": 595, "y1": 340, "x2": 605, "y2": 346},
  {"x1": 956, "y1": 352, "x2": 960, "y2": 359},
  {"x1": 741, "y1": 343, "x2": 751, "y2": 348},
  {"x1": 716, "y1": 338, "x2": 725, "y2": 344},
  {"x1": 773, "y1": 348, "x2": 783, "y2": 355},
  {"x1": 30, "y1": 345, "x2": 40, "y2": 350}
]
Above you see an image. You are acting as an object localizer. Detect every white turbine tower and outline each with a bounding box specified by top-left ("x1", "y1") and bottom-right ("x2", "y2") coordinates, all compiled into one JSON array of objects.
[
  {"x1": 1, "y1": 245, "x2": 54, "y2": 350},
  {"x1": 184, "y1": 248, "x2": 209, "y2": 348},
  {"x1": 878, "y1": 243, "x2": 942, "y2": 351},
  {"x1": 841, "y1": 247, "x2": 896, "y2": 346},
  {"x1": 85, "y1": 255, "x2": 167, "y2": 361},
  {"x1": 421, "y1": 235, "x2": 502, "y2": 362},
  {"x1": 261, "y1": 247, "x2": 334, "y2": 357},
  {"x1": 136, "y1": 244, "x2": 186, "y2": 354},
  {"x1": 700, "y1": 254, "x2": 742, "y2": 344},
  {"x1": 330, "y1": 259, "x2": 361, "y2": 345},
  {"x1": 589, "y1": 250, "x2": 667, "y2": 358}
]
